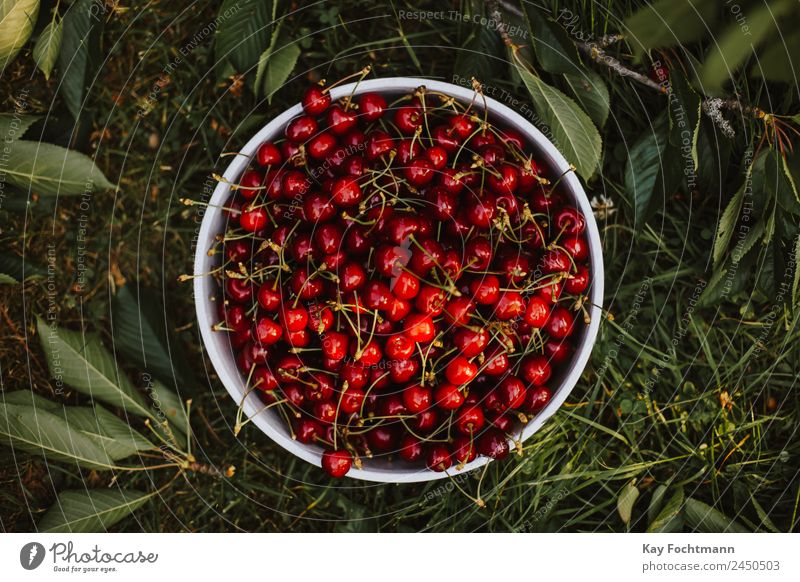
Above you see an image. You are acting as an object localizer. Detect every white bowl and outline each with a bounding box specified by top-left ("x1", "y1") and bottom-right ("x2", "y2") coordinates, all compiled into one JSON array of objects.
[{"x1": 194, "y1": 77, "x2": 604, "y2": 483}]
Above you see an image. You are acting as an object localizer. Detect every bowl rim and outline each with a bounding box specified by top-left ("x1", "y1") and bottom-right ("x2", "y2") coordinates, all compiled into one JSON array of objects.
[{"x1": 193, "y1": 76, "x2": 604, "y2": 483}]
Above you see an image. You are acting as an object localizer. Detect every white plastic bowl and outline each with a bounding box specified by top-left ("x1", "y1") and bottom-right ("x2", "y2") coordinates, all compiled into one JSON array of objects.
[{"x1": 194, "y1": 77, "x2": 604, "y2": 483}]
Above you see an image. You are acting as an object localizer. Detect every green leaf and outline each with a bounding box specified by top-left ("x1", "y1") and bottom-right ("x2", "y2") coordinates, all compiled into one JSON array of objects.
[
  {"x1": 624, "y1": 115, "x2": 682, "y2": 228},
  {"x1": 147, "y1": 379, "x2": 189, "y2": 448},
  {"x1": 57, "y1": 0, "x2": 101, "y2": 119},
  {"x1": 647, "y1": 484, "x2": 668, "y2": 524},
  {"x1": 712, "y1": 182, "x2": 745, "y2": 266},
  {"x1": 647, "y1": 487, "x2": 685, "y2": 533},
  {"x1": 0, "y1": 0, "x2": 40, "y2": 67},
  {"x1": 4, "y1": 140, "x2": 114, "y2": 196},
  {"x1": 517, "y1": 68, "x2": 602, "y2": 179},
  {"x1": 522, "y1": 3, "x2": 580, "y2": 75},
  {"x1": 2, "y1": 391, "x2": 154, "y2": 460},
  {"x1": 32, "y1": 18, "x2": 62, "y2": 79},
  {"x1": 563, "y1": 69, "x2": 610, "y2": 129},
  {"x1": 254, "y1": 20, "x2": 300, "y2": 102},
  {"x1": 0, "y1": 112, "x2": 39, "y2": 141},
  {"x1": 110, "y1": 285, "x2": 193, "y2": 389},
  {"x1": 684, "y1": 497, "x2": 749, "y2": 533},
  {"x1": 624, "y1": 0, "x2": 717, "y2": 57},
  {"x1": 0, "y1": 273, "x2": 18, "y2": 284},
  {"x1": 39, "y1": 488, "x2": 154, "y2": 533},
  {"x1": 699, "y1": 0, "x2": 793, "y2": 93},
  {"x1": 617, "y1": 480, "x2": 640, "y2": 525},
  {"x1": 214, "y1": 0, "x2": 273, "y2": 79},
  {"x1": 755, "y1": 31, "x2": 800, "y2": 83},
  {"x1": 36, "y1": 317, "x2": 153, "y2": 419},
  {"x1": 0, "y1": 402, "x2": 115, "y2": 469},
  {"x1": 453, "y1": 21, "x2": 504, "y2": 86},
  {"x1": 0, "y1": 251, "x2": 46, "y2": 281}
]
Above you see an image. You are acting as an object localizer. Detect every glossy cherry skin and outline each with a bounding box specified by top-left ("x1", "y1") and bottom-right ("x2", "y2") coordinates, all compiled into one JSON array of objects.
[
  {"x1": 442, "y1": 297, "x2": 474, "y2": 327},
  {"x1": 389, "y1": 358, "x2": 419, "y2": 383},
  {"x1": 296, "y1": 417, "x2": 323, "y2": 444},
  {"x1": 433, "y1": 383, "x2": 464, "y2": 410},
  {"x1": 405, "y1": 158, "x2": 435, "y2": 187},
  {"x1": 403, "y1": 384, "x2": 432, "y2": 414},
  {"x1": 483, "y1": 347, "x2": 510, "y2": 376},
  {"x1": 494, "y1": 291, "x2": 525, "y2": 320},
  {"x1": 327, "y1": 105, "x2": 358, "y2": 135},
  {"x1": 331, "y1": 176, "x2": 362, "y2": 207},
  {"x1": 525, "y1": 386, "x2": 552, "y2": 413},
  {"x1": 240, "y1": 207, "x2": 268, "y2": 232},
  {"x1": 394, "y1": 105, "x2": 422, "y2": 134},
  {"x1": 357, "y1": 92, "x2": 387, "y2": 122},
  {"x1": 321, "y1": 449, "x2": 353, "y2": 478},
  {"x1": 469, "y1": 275, "x2": 500, "y2": 305},
  {"x1": 399, "y1": 435, "x2": 424, "y2": 462},
  {"x1": 565, "y1": 264, "x2": 590, "y2": 294},
  {"x1": 285, "y1": 115, "x2": 318, "y2": 142},
  {"x1": 426, "y1": 445, "x2": 452, "y2": 472},
  {"x1": 451, "y1": 435, "x2": 477, "y2": 464},
  {"x1": 302, "y1": 85, "x2": 331, "y2": 115},
  {"x1": 391, "y1": 271, "x2": 420, "y2": 300},
  {"x1": 555, "y1": 206, "x2": 586, "y2": 234},
  {"x1": 254, "y1": 316, "x2": 282, "y2": 345},
  {"x1": 523, "y1": 296, "x2": 550, "y2": 328},
  {"x1": 455, "y1": 406, "x2": 485, "y2": 435},
  {"x1": 546, "y1": 306, "x2": 575, "y2": 339},
  {"x1": 446, "y1": 356, "x2": 477, "y2": 385},
  {"x1": 562, "y1": 236, "x2": 589, "y2": 261},
  {"x1": 452, "y1": 328, "x2": 488, "y2": 357},
  {"x1": 321, "y1": 331, "x2": 349, "y2": 360},
  {"x1": 307, "y1": 132, "x2": 338, "y2": 159},
  {"x1": 404, "y1": 313, "x2": 435, "y2": 343},
  {"x1": 385, "y1": 334, "x2": 415, "y2": 359},
  {"x1": 521, "y1": 354, "x2": 552, "y2": 386},
  {"x1": 225, "y1": 277, "x2": 253, "y2": 304},
  {"x1": 499, "y1": 376, "x2": 527, "y2": 409},
  {"x1": 478, "y1": 429, "x2": 510, "y2": 459},
  {"x1": 257, "y1": 141, "x2": 282, "y2": 166}
]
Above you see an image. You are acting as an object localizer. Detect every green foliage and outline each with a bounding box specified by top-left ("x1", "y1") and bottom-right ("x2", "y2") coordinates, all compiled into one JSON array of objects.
[
  {"x1": 38, "y1": 489, "x2": 154, "y2": 532},
  {"x1": 57, "y1": 0, "x2": 103, "y2": 119},
  {"x1": 32, "y1": 18, "x2": 61, "y2": 79},
  {"x1": 214, "y1": 0, "x2": 274, "y2": 79},
  {"x1": 0, "y1": 0, "x2": 40, "y2": 68}
]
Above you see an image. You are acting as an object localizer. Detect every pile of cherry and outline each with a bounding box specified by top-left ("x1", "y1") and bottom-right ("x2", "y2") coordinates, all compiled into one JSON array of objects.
[{"x1": 214, "y1": 79, "x2": 591, "y2": 478}]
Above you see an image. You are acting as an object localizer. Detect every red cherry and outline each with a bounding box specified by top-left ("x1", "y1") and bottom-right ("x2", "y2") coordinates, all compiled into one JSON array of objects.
[
  {"x1": 385, "y1": 334, "x2": 414, "y2": 360},
  {"x1": 541, "y1": 248, "x2": 572, "y2": 274},
  {"x1": 394, "y1": 105, "x2": 422, "y2": 134},
  {"x1": 223, "y1": 304, "x2": 249, "y2": 332},
  {"x1": 355, "y1": 340, "x2": 382, "y2": 367},
  {"x1": 256, "y1": 142, "x2": 282, "y2": 167},
  {"x1": 238, "y1": 170, "x2": 263, "y2": 200},
  {"x1": 486, "y1": 163, "x2": 519, "y2": 194},
  {"x1": 403, "y1": 384, "x2": 432, "y2": 413},
  {"x1": 425, "y1": 146, "x2": 448, "y2": 170},
  {"x1": 546, "y1": 306, "x2": 575, "y2": 339},
  {"x1": 357, "y1": 92, "x2": 387, "y2": 122},
  {"x1": 405, "y1": 158, "x2": 435, "y2": 187},
  {"x1": 389, "y1": 358, "x2": 419, "y2": 383},
  {"x1": 285, "y1": 115, "x2": 318, "y2": 142},
  {"x1": 240, "y1": 207, "x2": 268, "y2": 232},
  {"x1": 297, "y1": 417, "x2": 323, "y2": 443},
  {"x1": 327, "y1": 105, "x2": 358, "y2": 135},
  {"x1": 521, "y1": 354, "x2": 551, "y2": 386},
  {"x1": 432, "y1": 125, "x2": 459, "y2": 151},
  {"x1": 391, "y1": 271, "x2": 420, "y2": 300},
  {"x1": 469, "y1": 275, "x2": 500, "y2": 305},
  {"x1": 555, "y1": 206, "x2": 586, "y2": 234},
  {"x1": 302, "y1": 85, "x2": 331, "y2": 115},
  {"x1": 449, "y1": 113, "x2": 475, "y2": 138},
  {"x1": 495, "y1": 291, "x2": 525, "y2": 320},
  {"x1": 464, "y1": 238, "x2": 492, "y2": 270},
  {"x1": 544, "y1": 340, "x2": 572, "y2": 364},
  {"x1": 397, "y1": 139, "x2": 422, "y2": 165},
  {"x1": 307, "y1": 132, "x2": 337, "y2": 159},
  {"x1": 304, "y1": 192, "x2": 336, "y2": 222},
  {"x1": 225, "y1": 277, "x2": 253, "y2": 303},
  {"x1": 525, "y1": 386, "x2": 552, "y2": 413},
  {"x1": 451, "y1": 435, "x2": 477, "y2": 464},
  {"x1": 252, "y1": 366, "x2": 278, "y2": 391},
  {"x1": 499, "y1": 376, "x2": 527, "y2": 409},
  {"x1": 364, "y1": 279, "x2": 392, "y2": 310},
  {"x1": 455, "y1": 406, "x2": 484, "y2": 435},
  {"x1": 321, "y1": 449, "x2": 352, "y2": 478},
  {"x1": 321, "y1": 331, "x2": 349, "y2": 360},
  {"x1": 445, "y1": 356, "x2": 477, "y2": 385},
  {"x1": 562, "y1": 236, "x2": 589, "y2": 261},
  {"x1": 255, "y1": 316, "x2": 282, "y2": 345},
  {"x1": 433, "y1": 383, "x2": 464, "y2": 410},
  {"x1": 331, "y1": 176, "x2": 362, "y2": 207},
  {"x1": 565, "y1": 264, "x2": 590, "y2": 294},
  {"x1": 442, "y1": 297, "x2": 474, "y2": 327},
  {"x1": 426, "y1": 445, "x2": 452, "y2": 471},
  {"x1": 523, "y1": 296, "x2": 550, "y2": 328},
  {"x1": 385, "y1": 296, "x2": 412, "y2": 322},
  {"x1": 478, "y1": 429, "x2": 510, "y2": 459},
  {"x1": 367, "y1": 425, "x2": 398, "y2": 452},
  {"x1": 453, "y1": 328, "x2": 488, "y2": 357},
  {"x1": 404, "y1": 313, "x2": 435, "y2": 343},
  {"x1": 483, "y1": 347, "x2": 510, "y2": 376},
  {"x1": 466, "y1": 194, "x2": 496, "y2": 229},
  {"x1": 365, "y1": 130, "x2": 395, "y2": 160},
  {"x1": 399, "y1": 435, "x2": 423, "y2": 462}
]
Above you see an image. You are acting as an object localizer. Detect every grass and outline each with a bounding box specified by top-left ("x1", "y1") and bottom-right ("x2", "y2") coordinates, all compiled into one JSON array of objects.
[{"x1": 1, "y1": 0, "x2": 798, "y2": 532}]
